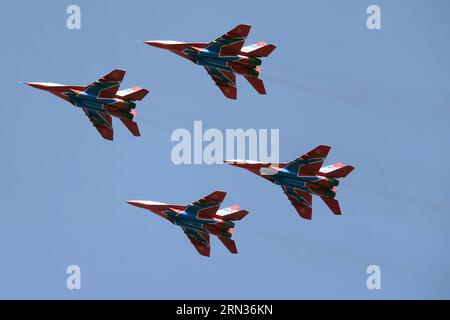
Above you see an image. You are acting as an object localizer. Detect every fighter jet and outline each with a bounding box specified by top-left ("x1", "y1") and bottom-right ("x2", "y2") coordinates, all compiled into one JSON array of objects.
[
  {"x1": 225, "y1": 146, "x2": 354, "y2": 220},
  {"x1": 25, "y1": 69, "x2": 149, "y2": 141},
  {"x1": 144, "y1": 24, "x2": 276, "y2": 99},
  {"x1": 127, "y1": 191, "x2": 249, "y2": 257}
]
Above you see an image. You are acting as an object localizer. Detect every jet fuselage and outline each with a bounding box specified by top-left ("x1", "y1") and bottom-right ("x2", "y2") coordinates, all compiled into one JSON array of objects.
[
  {"x1": 59, "y1": 90, "x2": 136, "y2": 120},
  {"x1": 182, "y1": 48, "x2": 262, "y2": 78},
  {"x1": 164, "y1": 210, "x2": 234, "y2": 238},
  {"x1": 261, "y1": 168, "x2": 339, "y2": 198},
  {"x1": 64, "y1": 91, "x2": 135, "y2": 111}
]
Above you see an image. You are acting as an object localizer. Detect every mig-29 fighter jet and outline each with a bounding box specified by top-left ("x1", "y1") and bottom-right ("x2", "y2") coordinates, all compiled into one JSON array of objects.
[
  {"x1": 144, "y1": 24, "x2": 276, "y2": 99},
  {"x1": 225, "y1": 146, "x2": 354, "y2": 220},
  {"x1": 127, "y1": 191, "x2": 249, "y2": 257},
  {"x1": 25, "y1": 69, "x2": 149, "y2": 141}
]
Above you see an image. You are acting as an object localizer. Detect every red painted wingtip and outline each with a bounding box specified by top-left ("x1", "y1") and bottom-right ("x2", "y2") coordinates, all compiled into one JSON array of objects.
[
  {"x1": 101, "y1": 69, "x2": 126, "y2": 82},
  {"x1": 210, "y1": 190, "x2": 227, "y2": 199},
  {"x1": 317, "y1": 145, "x2": 332, "y2": 151},
  {"x1": 229, "y1": 24, "x2": 251, "y2": 37}
]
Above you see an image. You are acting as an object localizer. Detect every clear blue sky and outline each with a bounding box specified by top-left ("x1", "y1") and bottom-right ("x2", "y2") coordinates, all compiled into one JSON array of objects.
[{"x1": 0, "y1": 0, "x2": 449, "y2": 299}]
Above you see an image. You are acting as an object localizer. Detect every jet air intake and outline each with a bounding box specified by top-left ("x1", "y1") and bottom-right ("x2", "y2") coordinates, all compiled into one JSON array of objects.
[{"x1": 260, "y1": 167, "x2": 278, "y2": 176}]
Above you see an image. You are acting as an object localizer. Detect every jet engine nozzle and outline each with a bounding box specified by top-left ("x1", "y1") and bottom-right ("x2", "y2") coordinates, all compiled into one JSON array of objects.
[
  {"x1": 223, "y1": 221, "x2": 235, "y2": 229},
  {"x1": 323, "y1": 189, "x2": 336, "y2": 199},
  {"x1": 327, "y1": 178, "x2": 339, "y2": 187}
]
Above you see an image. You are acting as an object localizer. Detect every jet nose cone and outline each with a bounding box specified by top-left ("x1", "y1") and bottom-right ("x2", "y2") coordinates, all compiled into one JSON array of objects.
[
  {"x1": 25, "y1": 82, "x2": 61, "y2": 91},
  {"x1": 224, "y1": 161, "x2": 239, "y2": 168},
  {"x1": 144, "y1": 41, "x2": 166, "y2": 48},
  {"x1": 224, "y1": 160, "x2": 239, "y2": 166},
  {"x1": 126, "y1": 200, "x2": 148, "y2": 209},
  {"x1": 224, "y1": 160, "x2": 250, "y2": 167},
  {"x1": 144, "y1": 40, "x2": 182, "y2": 49},
  {"x1": 25, "y1": 82, "x2": 46, "y2": 90}
]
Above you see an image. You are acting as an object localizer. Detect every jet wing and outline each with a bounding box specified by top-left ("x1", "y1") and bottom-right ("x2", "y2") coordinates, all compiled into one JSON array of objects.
[
  {"x1": 182, "y1": 227, "x2": 211, "y2": 257},
  {"x1": 205, "y1": 67, "x2": 237, "y2": 99},
  {"x1": 83, "y1": 69, "x2": 126, "y2": 99},
  {"x1": 282, "y1": 186, "x2": 313, "y2": 220},
  {"x1": 206, "y1": 24, "x2": 251, "y2": 56},
  {"x1": 284, "y1": 145, "x2": 331, "y2": 176},
  {"x1": 82, "y1": 108, "x2": 114, "y2": 141},
  {"x1": 184, "y1": 191, "x2": 227, "y2": 220}
]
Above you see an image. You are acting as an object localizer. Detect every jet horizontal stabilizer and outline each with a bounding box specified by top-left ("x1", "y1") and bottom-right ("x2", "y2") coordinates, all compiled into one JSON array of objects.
[
  {"x1": 217, "y1": 205, "x2": 249, "y2": 221},
  {"x1": 321, "y1": 197, "x2": 341, "y2": 215},
  {"x1": 120, "y1": 118, "x2": 140, "y2": 137},
  {"x1": 244, "y1": 76, "x2": 266, "y2": 95},
  {"x1": 218, "y1": 237, "x2": 238, "y2": 254}
]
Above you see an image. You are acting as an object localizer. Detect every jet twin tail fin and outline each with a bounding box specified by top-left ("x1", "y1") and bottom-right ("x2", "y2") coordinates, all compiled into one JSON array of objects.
[
  {"x1": 241, "y1": 42, "x2": 276, "y2": 57},
  {"x1": 320, "y1": 162, "x2": 355, "y2": 178},
  {"x1": 217, "y1": 205, "x2": 249, "y2": 221},
  {"x1": 117, "y1": 87, "x2": 149, "y2": 101}
]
